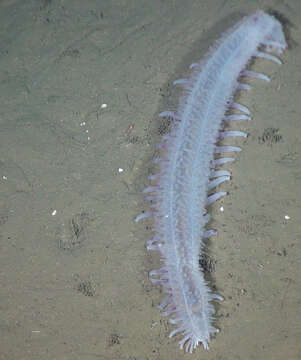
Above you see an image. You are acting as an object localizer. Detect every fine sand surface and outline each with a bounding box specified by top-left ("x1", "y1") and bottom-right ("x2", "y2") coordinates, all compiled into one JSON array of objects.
[{"x1": 0, "y1": 1, "x2": 300, "y2": 359}]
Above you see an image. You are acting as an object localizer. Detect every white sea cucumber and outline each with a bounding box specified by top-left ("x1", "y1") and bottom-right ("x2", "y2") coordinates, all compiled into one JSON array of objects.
[{"x1": 136, "y1": 10, "x2": 287, "y2": 353}]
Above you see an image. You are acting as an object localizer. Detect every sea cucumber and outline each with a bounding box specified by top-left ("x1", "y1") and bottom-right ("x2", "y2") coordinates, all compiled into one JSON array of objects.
[{"x1": 136, "y1": 10, "x2": 287, "y2": 353}]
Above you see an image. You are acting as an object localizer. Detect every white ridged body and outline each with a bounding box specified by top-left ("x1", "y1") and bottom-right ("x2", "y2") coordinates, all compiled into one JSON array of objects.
[{"x1": 147, "y1": 11, "x2": 286, "y2": 352}]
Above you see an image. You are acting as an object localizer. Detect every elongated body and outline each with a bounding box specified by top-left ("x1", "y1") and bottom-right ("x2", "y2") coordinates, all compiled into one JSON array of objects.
[{"x1": 137, "y1": 10, "x2": 287, "y2": 353}]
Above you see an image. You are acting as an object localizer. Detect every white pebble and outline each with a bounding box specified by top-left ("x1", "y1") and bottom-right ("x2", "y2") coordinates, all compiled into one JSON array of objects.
[
  {"x1": 118, "y1": 168, "x2": 124, "y2": 173},
  {"x1": 284, "y1": 215, "x2": 290, "y2": 220},
  {"x1": 220, "y1": 206, "x2": 224, "y2": 212},
  {"x1": 100, "y1": 103, "x2": 107, "y2": 109},
  {"x1": 52, "y1": 210, "x2": 57, "y2": 216}
]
